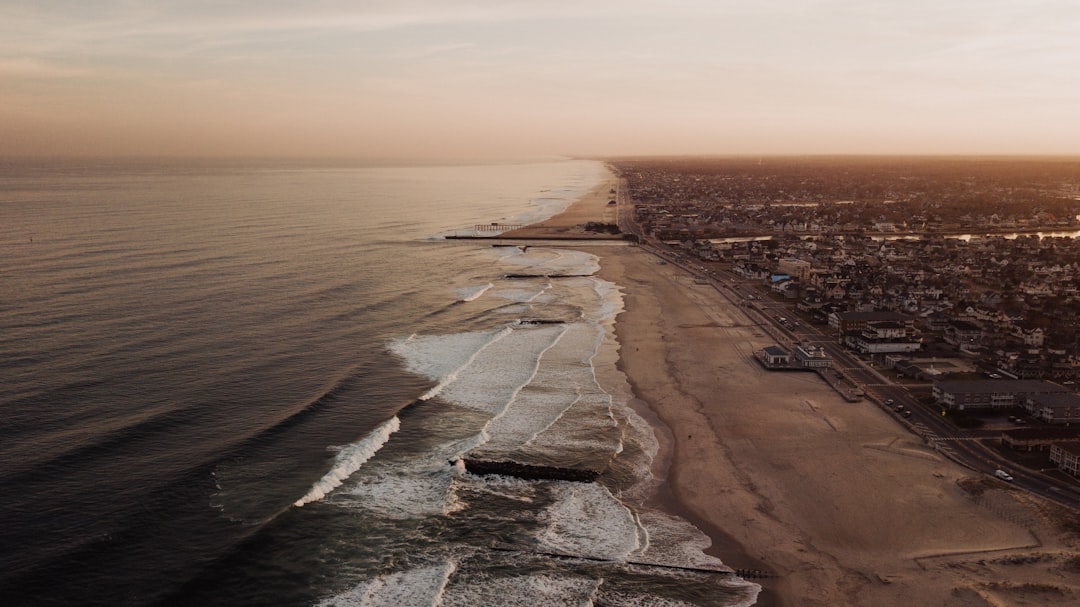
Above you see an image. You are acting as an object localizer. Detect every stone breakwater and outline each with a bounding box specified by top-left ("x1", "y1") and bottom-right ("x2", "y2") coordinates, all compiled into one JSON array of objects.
[{"x1": 454, "y1": 458, "x2": 600, "y2": 483}]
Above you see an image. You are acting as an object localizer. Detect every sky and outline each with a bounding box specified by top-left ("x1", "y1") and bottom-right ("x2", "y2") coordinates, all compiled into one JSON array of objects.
[{"x1": 2, "y1": 0, "x2": 1079, "y2": 159}]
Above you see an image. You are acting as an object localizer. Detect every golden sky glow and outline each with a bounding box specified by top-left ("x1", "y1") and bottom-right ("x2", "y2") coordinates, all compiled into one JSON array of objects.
[{"x1": 2, "y1": 1, "x2": 1079, "y2": 158}]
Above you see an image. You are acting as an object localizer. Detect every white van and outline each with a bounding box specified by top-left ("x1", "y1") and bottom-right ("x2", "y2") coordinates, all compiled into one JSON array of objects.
[{"x1": 994, "y1": 469, "x2": 1014, "y2": 482}]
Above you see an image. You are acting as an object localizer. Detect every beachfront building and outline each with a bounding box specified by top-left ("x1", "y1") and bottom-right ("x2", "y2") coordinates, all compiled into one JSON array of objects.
[
  {"x1": 829, "y1": 310, "x2": 915, "y2": 334},
  {"x1": 830, "y1": 310, "x2": 920, "y2": 354},
  {"x1": 844, "y1": 320, "x2": 922, "y2": 354},
  {"x1": 793, "y1": 345, "x2": 831, "y2": 368},
  {"x1": 761, "y1": 345, "x2": 790, "y2": 366},
  {"x1": 1050, "y1": 443, "x2": 1080, "y2": 476},
  {"x1": 1000, "y1": 427, "x2": 1080, "y2": 451},
  {"x1": 933, "y1": 379, "x2": 1070, "y2": 411},
  {"x1": 1023, "y1": 392, "x2": 1080, "y2": 425}
]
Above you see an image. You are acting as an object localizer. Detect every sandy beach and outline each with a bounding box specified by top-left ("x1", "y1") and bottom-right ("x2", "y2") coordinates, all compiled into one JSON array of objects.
[{"x1": 520, "y1": 171, "x2": 1080, "y2": 606}]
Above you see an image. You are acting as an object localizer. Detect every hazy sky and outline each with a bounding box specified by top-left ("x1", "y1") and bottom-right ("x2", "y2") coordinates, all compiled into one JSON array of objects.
[{"x1": 2, "y1": 1, "x2": 1078, "y2": 158}]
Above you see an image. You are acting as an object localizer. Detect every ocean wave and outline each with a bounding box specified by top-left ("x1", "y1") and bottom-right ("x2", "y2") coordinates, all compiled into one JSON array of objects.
[
  {"x1": 485, "y1": 282, "x2": 551, "y2": 304},
  {"x1": 438, "y1": 569, "x2": 603, "y2": 607},
  {"x1": 390, "y1": 328, "x2": 511, "y2": 401},
  {"x1": 536, "y1": 482, "x2": 641, "y2": 561},
  {"x1": 429, "y1": 328, "x2": 517, "y2": 402},
  {"x1": 354, "y1": 241, "x2": 762, "y2": 605},
  {"x1": 455, "y1": 282, "x2": 493, "y2": 302},
  {"x1": 633, "y1": 510, "x2": 733, "y2": 572},
  {"x1": 339, "y1": 467, "x2": 460, "y2": 520},
  {"x1": 473, "y1": 323, "x2": 604, "y2": 461},
  {"x1": 429, "y1": 324, "x2": 567, "y2": 425},
  {"x1": 316, "y1": 561, "x2": 457, "y2": 607},
  {"x1": 294, "y1": 416, "x2": 401, "y2": 507},
  {"x1": 331, "y1": 428, "x2": 487, "y2": 520},
  {"x1": 499, "y1": 248, "x2": 600, "y2": 277},
  {"x1": 0, "y1": 401, "x2": 195, "y2": 486}
]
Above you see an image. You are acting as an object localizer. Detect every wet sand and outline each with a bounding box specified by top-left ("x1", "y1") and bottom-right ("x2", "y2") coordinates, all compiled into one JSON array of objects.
[
  {"x1": 498, "y1": 177, "x2": 621, "y2": 239},
  {"x1": 519, "y1": 168, "x2": 1080, "y2": 606}
]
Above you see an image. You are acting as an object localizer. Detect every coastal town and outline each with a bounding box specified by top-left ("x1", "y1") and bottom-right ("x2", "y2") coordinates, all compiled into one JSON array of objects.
[{"x1": 609, "y1": 157, "x2": 1080, "y2": 495}]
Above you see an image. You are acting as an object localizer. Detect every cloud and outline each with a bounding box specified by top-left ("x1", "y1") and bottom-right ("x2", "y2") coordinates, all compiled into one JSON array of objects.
[
  {"x1": 2, "y1": 1, "x2": 1078, "y2": 156},
  {"x1": 0, "y1": 57, "x2": 95, "y2": 78}
]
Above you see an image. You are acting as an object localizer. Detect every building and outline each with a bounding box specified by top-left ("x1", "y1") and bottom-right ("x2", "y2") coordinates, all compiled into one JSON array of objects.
[
  {"x1": 1023, "y1": 392, "x2": 1080, "y2": 425},
  {"x1": 1000, "y1": 427, "x2": 1080, "y2": 451},
  {"x1": 844, "y1": 321, "x2": 922, "y2": 354},
  {"x1": 933, "y1": 379, "x2": 1070, "y2": 411},
  {"x1": 944, "y1": 320, "x2": 983, "y2": 346},
  {"x1": 777, "y1": 257, "x2": 811, "y2": 282},
  {"x1": 829, "y1": 310, "x2": 914, "y2": 334},
  {"x1": 761, "y1": 345, "x2": 790, "y2": 365},
  {"x1": 1050, "y1": 443, "x2": 1080, "y2": 476},
  {"x1": 793, "y1": 344, "x2": 831, "y2": 368}
]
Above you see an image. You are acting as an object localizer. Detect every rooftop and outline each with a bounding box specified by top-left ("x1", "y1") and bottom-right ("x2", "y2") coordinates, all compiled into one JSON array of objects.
[{"x1": 936, "y1": 379, "x2": 1071, "y2": 394}]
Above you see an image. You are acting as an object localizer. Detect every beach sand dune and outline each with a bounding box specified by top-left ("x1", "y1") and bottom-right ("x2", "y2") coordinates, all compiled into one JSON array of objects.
[{"x1": 529, "y1": 167, "x2": 1079, "y2": 606}]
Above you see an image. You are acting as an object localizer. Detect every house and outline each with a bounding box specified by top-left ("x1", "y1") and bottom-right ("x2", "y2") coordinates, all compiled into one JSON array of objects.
[
  {"x1": 944, "y1": 320, "x2": 983, "y2": 346},
  {"x1": 733, "y1": 261, "x2": 770, "y2": 280},
  {"x1": 797, "y1": 296, "x2": 829, "y2": 313},
  {"x1": 998, "y1": 350, "x2": 1046, "y2": 379},
  {"x1": 1020, "y1": 327, "x2": 1045, "y2": 348}
]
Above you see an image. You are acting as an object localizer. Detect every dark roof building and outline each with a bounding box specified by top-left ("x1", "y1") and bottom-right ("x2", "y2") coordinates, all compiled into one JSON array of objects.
[
  {"x1": 933, "y1": 379, "x2": 1070, "y2": 410},
  {"x1": 829, "y1": 310, "x2": 914, "y2": 334},
  {"x1": 1023, "y1": 392, "x2": 1080, "y2": 425},
  {"x1": 1000, "y1": 427, "x2": 1080, "y2": 451},
  {"x1": 759, "y1": 345, "x2": 790, "y2": 366}
]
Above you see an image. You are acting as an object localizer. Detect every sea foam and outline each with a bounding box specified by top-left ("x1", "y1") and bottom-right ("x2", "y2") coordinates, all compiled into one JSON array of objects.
[
  {"x1": 294, "y1": 416, "x2": 401, "y2": 507},
  {"x1": 316, "y1": 561, "x2": 457, "y2": 607},
  {"x1": 438, "y1": 571, "x2": 602, "y2": 607},
  {"x1": 354, "y1": 243, "x2": 762, "y2": 605},
  {"x1": 455, "y1": 283, "x2": 493, "y2": 302},
  {"x1": 536, "y1": 482, "x2": 642, "y2": 561}
]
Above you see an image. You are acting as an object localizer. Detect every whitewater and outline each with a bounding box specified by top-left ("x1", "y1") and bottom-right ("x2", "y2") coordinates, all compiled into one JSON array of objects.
[{"x1": 0, "y1": 157, "x2": 759, "y2": 606}]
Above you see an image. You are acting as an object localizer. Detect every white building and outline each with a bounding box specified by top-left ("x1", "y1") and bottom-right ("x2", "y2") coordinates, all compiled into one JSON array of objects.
[{"x1": 1050, "y1": 443, "x2": 1080, "y2": 477}]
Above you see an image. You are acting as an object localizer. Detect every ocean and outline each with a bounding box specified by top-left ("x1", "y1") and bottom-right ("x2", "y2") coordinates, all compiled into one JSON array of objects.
[{"x1": 0, "y1": 158, "x2": 759, "y2": 606}]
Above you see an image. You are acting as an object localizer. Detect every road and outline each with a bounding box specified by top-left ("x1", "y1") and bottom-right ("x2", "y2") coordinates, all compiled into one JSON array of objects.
[{"x1": 611, "y1": 187, "x2": 1080, "y2": 512}]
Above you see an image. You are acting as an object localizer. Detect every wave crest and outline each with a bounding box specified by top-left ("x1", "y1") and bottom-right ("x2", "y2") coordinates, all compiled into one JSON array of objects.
[
  {"x1": 456, "y1": 283, "x2": 493, "y2": 302},
  {"x1": 294, "y1": 416, "x2": 401, "y2": 507}
]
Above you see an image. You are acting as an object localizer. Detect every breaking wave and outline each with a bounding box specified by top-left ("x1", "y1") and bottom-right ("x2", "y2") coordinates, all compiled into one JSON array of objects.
[
  {"x1": 294, "y1": 416, "x2": 401, "y2": 507},
  {"x1": 456, "y1": 283, "x2": 493, "y2": 302}
]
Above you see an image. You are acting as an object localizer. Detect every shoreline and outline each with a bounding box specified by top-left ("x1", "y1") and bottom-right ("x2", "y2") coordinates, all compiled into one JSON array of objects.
[
  {"x1": 509, "y1": 169, "x2": 776, "y2": 601},
  {"x1": 591, "y1": 246, "x2": 779, "y2": 606},
  {"x1": 510, "y1": 164, "x2": 1080, "y2": 606}
]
